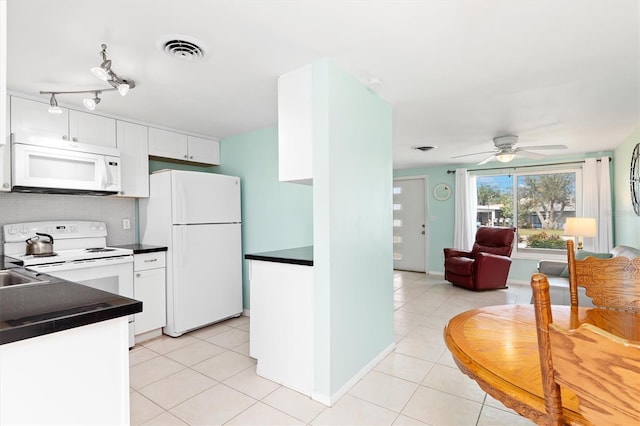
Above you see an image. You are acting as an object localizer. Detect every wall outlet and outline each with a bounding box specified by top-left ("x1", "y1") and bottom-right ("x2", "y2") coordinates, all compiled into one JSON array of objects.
[{"x1": 122, "y1": 218, "x2": 131, "y2": 230}]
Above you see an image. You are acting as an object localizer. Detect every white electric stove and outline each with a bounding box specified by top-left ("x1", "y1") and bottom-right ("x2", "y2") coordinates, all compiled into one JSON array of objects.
[{"x1": 3, "y1": 221, "x2": 135, "y2": 347}]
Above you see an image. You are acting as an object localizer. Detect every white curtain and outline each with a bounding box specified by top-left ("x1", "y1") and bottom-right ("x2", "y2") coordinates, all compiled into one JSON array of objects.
[
  {"x1": 582, "y1": 157, "x2": 612, "y2": 251},
  {"x1": 453, "y1": 168, "x2": 477, "y2": 250}
]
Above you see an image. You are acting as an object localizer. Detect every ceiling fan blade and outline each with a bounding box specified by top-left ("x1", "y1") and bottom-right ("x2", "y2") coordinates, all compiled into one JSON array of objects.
[
  {"x1": 517, "y1": 144, "x2": 567, "y2": 150},
  {"x1": 451, "y1": 150, "x2": 496, "y2": 159},
  {"x1": 516, "y1": 150, "x2": 545, "y2": 159},
  {"x1": 477, "y1": 154, "x2": 496, "y2": 165}
]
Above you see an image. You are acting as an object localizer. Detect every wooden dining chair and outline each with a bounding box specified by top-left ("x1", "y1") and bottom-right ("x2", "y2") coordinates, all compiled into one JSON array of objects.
[
  {"x1": 531, "y1": 274, "x2": 640, "y2": 426},
  {"x1": 566, "y1": 239, "x2": 640, "y2": 312}
]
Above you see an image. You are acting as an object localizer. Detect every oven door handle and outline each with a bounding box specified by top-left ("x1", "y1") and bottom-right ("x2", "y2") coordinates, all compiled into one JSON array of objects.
[{"x1": 28, "y1": 255, "x2": 133, "y2": 273}]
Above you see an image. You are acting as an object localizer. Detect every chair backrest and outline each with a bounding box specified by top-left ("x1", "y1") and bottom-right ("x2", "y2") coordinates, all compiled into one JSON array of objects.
[
  {"x1": 470, "y1": 226, "x2": 516, "y2": 257},
  {"x1": 531, "y1": 273, "x2": 640, "y2": 426},
  {"x1": 566, "y1": 239, "x2": 640, "y2": 312}
]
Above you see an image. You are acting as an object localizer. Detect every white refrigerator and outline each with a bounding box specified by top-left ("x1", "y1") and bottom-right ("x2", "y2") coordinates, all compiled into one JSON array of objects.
[{"x1": 140, "y1": 170, "x2": 242, "y2": 337}]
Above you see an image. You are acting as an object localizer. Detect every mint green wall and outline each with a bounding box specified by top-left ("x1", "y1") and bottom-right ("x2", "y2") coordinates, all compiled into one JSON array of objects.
[
  {"x1": 394, "y1": 151, "x2": 614, "y2": 283},
  {"x1": 312, "y1": 60, "x2": 394, "y2": 398},
  {"x1": 149, "y1": 128, "x2": 314, "y2": 309},
  {"x1": 613, "y1": 126, "x2": 640, "y2": 247}
]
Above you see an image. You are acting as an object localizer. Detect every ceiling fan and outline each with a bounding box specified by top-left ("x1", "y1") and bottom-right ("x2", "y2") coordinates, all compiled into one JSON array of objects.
[{"x1": 452, "y1": 135, "x2": 567, "y2": 165}]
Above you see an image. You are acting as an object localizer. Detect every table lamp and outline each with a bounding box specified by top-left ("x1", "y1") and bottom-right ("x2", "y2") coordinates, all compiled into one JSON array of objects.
[{"x1": 564, "y1": 217, "x2": 597, "y2": 250}]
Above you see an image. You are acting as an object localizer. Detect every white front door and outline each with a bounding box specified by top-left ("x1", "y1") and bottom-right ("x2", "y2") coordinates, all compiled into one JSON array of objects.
[{"x1": 393, "y1": 177, "x2": 427, "y2": 272}]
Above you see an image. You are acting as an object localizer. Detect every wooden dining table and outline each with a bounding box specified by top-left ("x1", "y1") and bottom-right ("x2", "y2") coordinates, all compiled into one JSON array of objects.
[{"x1": 443, "y1": 304, "x2": 640, "y2": 425}]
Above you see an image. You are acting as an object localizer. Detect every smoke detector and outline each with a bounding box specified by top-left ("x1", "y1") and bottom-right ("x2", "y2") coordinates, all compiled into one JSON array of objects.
[{"x1": 158, "y1": 35, "x2": 207, "y2": 61}]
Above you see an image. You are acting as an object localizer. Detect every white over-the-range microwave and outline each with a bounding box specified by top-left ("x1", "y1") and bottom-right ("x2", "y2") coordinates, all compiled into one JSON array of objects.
[{"x1": 10, "y1": 133, "x2": 122, "y2": 195}]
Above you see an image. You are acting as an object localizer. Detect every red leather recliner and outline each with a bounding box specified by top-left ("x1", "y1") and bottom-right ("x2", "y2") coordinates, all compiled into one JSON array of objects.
[{"x1": 443, "y1": 226, "x2": 516, "y2": 291}]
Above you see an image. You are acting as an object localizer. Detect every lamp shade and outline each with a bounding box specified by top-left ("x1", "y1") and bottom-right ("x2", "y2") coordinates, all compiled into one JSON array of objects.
[{"x1": 564, "y1": 217, "x2": 597, "y2": 237}]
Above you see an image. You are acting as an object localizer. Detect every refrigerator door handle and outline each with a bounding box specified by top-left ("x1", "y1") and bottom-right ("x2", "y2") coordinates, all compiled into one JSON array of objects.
[
  {"x1": 174, "y1": 226, "x2": 187, "y2": 268},
  {"x1": 175, "y1": 178, "x2": 186, "y2": 223}
]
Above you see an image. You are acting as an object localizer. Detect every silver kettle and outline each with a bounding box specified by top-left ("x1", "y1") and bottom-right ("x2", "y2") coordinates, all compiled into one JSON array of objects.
[{"x1": 25, "y1": 233, "x2": 54, "y2": 255}]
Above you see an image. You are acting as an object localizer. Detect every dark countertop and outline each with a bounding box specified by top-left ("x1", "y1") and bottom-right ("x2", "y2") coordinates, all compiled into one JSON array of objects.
[
  {"x1": 0, "y1": 266, "x2": 142, "y2": 345},
  {"x1": 2, "y1": 256, "x2": 24, "y2": 269},
  {"x1": 111, "y1": 244, "x2": 167, "y2": 254},
  {"x1": 245, "y1": 246, "x2": 313, "y2": 266}
]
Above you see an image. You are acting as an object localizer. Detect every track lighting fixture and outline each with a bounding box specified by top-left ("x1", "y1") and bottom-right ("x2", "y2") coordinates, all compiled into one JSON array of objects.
[{"x1": 40, "y1": 43, "x2": 136, "y2": 113}]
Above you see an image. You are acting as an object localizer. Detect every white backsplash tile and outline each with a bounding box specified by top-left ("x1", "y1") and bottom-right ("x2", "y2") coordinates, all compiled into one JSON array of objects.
[{"x1": 0, "y1": 192, "x2": 136, "y2": 255}]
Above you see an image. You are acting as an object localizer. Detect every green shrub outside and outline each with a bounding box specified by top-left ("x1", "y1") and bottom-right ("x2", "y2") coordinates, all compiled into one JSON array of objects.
[{"x1": 527, "y1": 231, "x2": 567, "y2": 249}]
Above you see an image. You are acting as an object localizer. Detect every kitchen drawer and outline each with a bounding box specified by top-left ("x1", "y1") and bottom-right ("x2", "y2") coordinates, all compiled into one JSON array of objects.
[{"x1": 134, "y1": 252, "x2": 166, "y2": 271}]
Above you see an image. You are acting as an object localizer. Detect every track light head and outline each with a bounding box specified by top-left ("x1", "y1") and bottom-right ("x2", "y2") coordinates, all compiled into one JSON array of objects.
[
  {"x1": 107, "y1": 75, "x2": 135, "y2": 96},
  {"x1": 48, "y1": 94, "x2": 62, "y2": 114},
  {"x1": 117, "y1": 82, "x2": 130, "y2": 96},
  {"x1": 83, "y1": 92, "x2": 101, "y2": 111},
  {"x1": 91, "y1": 60, "x2": 112, "y2": 81}
]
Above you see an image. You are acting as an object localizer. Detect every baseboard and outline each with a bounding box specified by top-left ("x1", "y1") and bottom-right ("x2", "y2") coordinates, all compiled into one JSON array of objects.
[
  {"x1": 242, "y1": 309, "x2": 250, "y2": 317},
  {"x1": 312, "y1": 341, "x2": 396, "y2": 406},
  {"x1": 429, "y1": 270, "x2": 530, "y2": 286},
  {"x1": 134, "y1": 328, "x2": 162, "y2": 345}
]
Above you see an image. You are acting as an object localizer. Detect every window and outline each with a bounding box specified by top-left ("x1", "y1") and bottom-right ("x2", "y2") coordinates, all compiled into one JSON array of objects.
[{"x1": 475, "y1": 167, "x2": 581, "y2": 257}]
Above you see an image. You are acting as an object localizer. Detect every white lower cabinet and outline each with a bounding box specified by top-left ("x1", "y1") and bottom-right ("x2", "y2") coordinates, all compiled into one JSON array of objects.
[
  {"x1": 134, "y1": 251, "x2": 166, "y2": 335},
  {"x1": 0, "y1": 317, "x2": 130, "y2": 425},
  {"x1": 249, "y1": 260, "x2": 314, "y2": 397}
]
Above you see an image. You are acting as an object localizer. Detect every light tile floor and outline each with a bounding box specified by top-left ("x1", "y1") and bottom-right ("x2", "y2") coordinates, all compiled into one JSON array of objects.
[{"x1": 130, "y1": 271, "x2": 537, "y2": 425}]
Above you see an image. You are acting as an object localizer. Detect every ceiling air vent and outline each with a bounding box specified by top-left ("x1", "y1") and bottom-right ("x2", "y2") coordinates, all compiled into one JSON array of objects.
[{"x1": 158, "y1": 35, "x2": 207, "y2": 61}]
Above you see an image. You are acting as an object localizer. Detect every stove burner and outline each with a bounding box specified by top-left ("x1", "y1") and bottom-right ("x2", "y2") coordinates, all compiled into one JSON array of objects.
[
  {"x1": 85, "y1": 248, "x2": 116, "y2": 253},
  {"x1": 30, "y1": 252, "x2": 58, "y2": 258}
]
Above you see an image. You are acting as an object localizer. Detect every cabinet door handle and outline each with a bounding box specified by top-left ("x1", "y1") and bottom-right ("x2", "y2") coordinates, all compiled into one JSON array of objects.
[
  {"x1": 62, "y1": 135, "x2": 68, "y2": 140},
  {"x1": 72, "y1": 137, "x2": 79, "y2": 142},
  {"x1": 135, "y1": 273, "x2": 141, "y2": 278},
  {"x1": 189, "y1": 156, "x2": 194, "y2": 159},
  {"x1": 144, "y1": 259, "x2": 158, "y2": 263}
]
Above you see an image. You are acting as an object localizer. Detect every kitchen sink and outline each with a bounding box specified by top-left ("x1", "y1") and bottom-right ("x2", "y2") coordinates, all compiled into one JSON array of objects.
[{"x1": 0, "y1": 269, "x2": 49, "y2": 288}]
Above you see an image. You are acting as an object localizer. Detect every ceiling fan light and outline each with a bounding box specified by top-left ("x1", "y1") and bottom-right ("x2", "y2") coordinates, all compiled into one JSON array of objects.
[{"x1": 496, "y1": 153, "x2": 515, "y2": 163}]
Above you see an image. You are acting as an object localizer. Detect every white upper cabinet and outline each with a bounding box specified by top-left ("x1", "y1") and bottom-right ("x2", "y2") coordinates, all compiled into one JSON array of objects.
[
  {"x1": 69, "y1": 110, "x2": 116, "y2": 147},
  {"x1": 187, "y1": 136, "x2": 220, "y2": 165},
  {"x1": 10, "y1": 96, "x2": 69, "y2": 140},
  {"x1": 10, "y1": 97, "x2": 116, "y2": 147},
  {"x1": 149, "y1": 127, "x2": 220, "y2": 165},
  {"x1": 148, "y1": 128, "x2": 188, "y2": 160},
  {"x1": 278, "y1": 64, "x2": 313, "y2": 185},
  {"x1": 116, "y1": 121, "x2": 149, "y2": 198}
]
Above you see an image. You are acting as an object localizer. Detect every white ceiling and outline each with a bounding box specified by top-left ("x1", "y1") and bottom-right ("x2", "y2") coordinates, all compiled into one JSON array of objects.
[{"x1": 7, "y1": 0, "x2": 639, "y2": 169}]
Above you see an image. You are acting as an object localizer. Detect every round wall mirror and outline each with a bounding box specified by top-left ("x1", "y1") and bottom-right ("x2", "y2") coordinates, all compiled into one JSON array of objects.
[{"x1": 631, "y1": 143, "x2": 640, "y2": 216}]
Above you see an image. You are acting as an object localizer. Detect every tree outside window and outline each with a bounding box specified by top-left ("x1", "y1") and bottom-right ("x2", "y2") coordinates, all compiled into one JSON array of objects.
[{"x1": 476, "y1": 168, "x2": 580, "y2": 254}]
